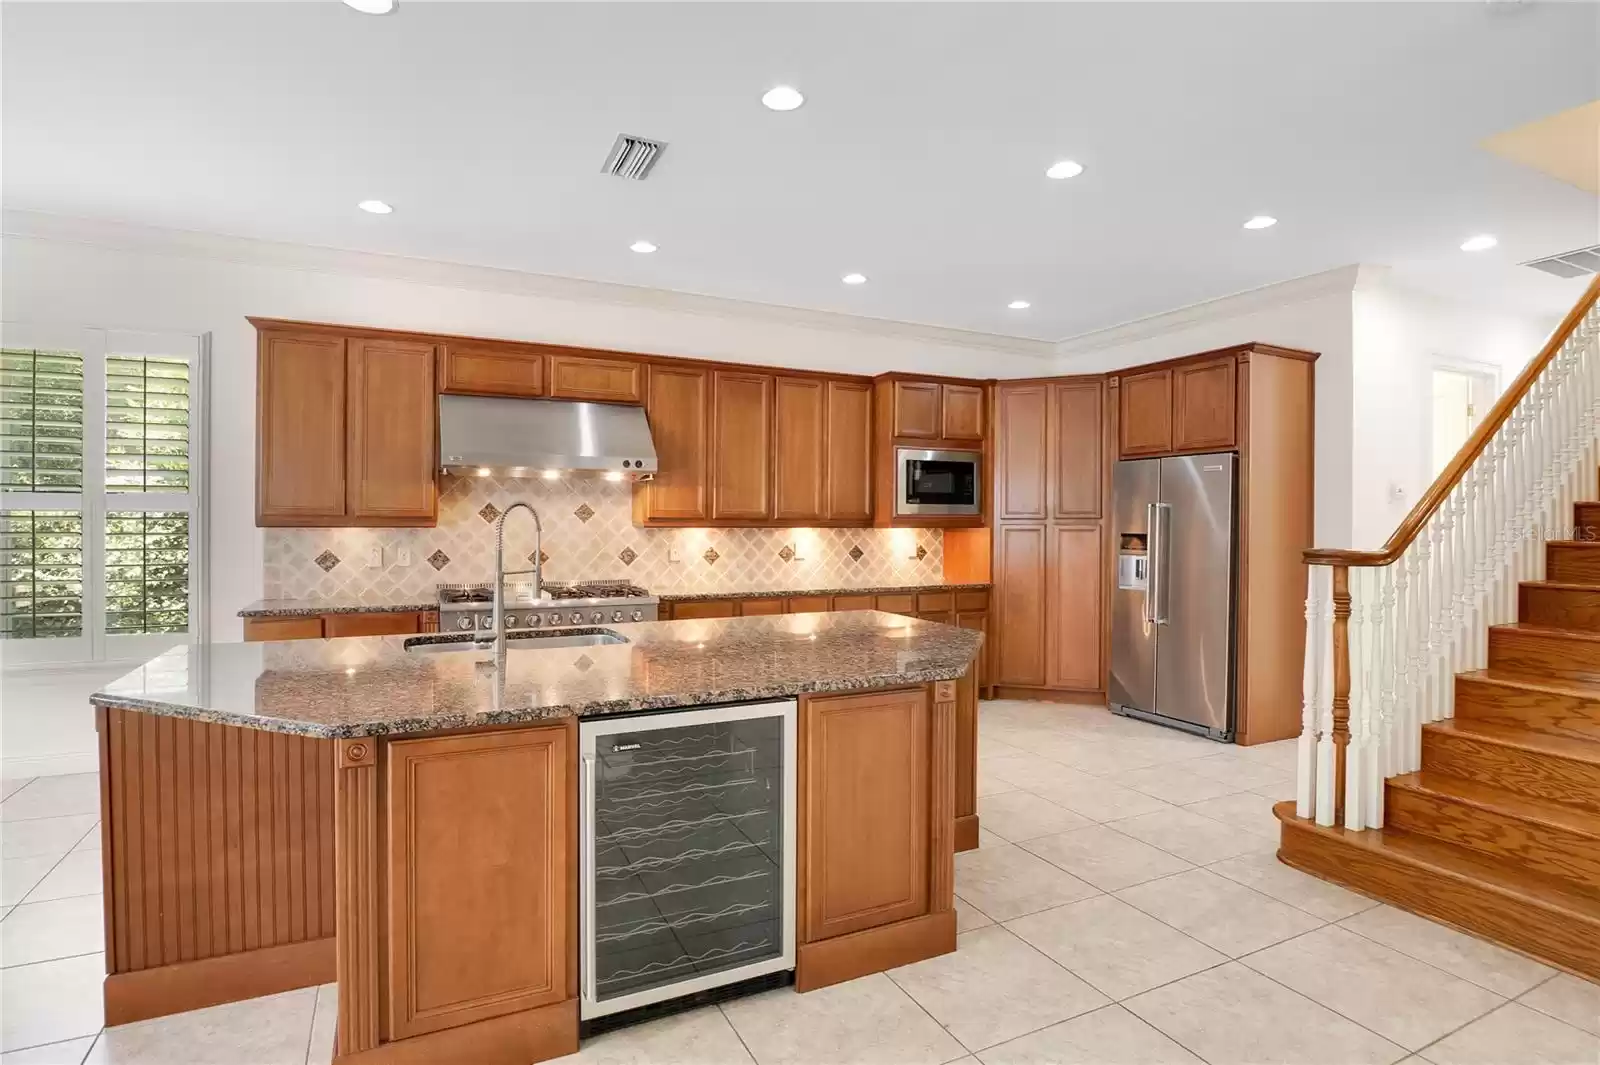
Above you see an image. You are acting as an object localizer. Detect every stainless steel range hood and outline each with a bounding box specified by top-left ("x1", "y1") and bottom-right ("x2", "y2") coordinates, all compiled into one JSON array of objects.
[{"x1": 438, "y1": 394, "x2": 658, "y2": 479}]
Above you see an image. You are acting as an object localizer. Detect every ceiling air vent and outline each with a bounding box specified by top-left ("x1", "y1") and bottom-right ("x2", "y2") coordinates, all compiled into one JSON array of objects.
[
  {"x1": 602, "y1": 135, "x2": 666, "y2": 180},
  {"x1": 1525, "y1": 244, "x2": 1600, "y2": 279}
]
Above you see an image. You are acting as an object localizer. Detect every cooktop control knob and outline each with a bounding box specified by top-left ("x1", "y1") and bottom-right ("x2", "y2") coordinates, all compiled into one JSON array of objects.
[
  {"x1": 631, "y1": 610, "x2": 644, "y2": 622},
  {"x1": 611, "y1": 610, "x2": 624, "y2": 623},
  {"x1": 569, "y1": 612, "x2": 583, "y2": 625},
  {"x1": 529, "y1": 615, "x2": 542, "y2": 627},
  {"x1": 503, "y1": 615, "x2": 517, "y2": 628},
  {"x1": 548, "y1": 613, "x2": 563, "y2": 626},
  {"x1": 591, "y1": 611, "x2": 604, "y2": 623},
  {"x1": 456, "y1": 616, "x2": 474, "y2": 631}
]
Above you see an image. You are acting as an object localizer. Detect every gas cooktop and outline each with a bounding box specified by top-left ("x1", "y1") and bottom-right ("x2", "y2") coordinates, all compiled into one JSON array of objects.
[{"x1": 435, "y1": 581, "x2": 658, "y2": 633}]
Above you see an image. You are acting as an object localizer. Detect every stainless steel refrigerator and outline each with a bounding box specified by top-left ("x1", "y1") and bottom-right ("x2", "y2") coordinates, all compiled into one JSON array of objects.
[{"x1": 1109, "y1": 452, "x2": 1238, "y2": 741}]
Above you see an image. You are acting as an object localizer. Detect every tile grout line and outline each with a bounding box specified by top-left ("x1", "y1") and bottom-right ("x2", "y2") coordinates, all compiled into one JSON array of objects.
[{"x1": 10, "y1": 819, "x2": 99, "y2": 909}]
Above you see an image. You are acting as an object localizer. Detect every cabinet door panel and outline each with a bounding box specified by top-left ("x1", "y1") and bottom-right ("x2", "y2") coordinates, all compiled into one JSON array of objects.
[
  {"x1": 1172, "y1": 358, "x2": 1236, "y2": 451},
  {"x1": 788, "y1": 596, "x2": 833, "y2": 613},
  {"x1": 1051, "y1": 379, "x2": 1105, "y2": 521},
  {"x1": 1047, "y1": 525, "x2": 1103, "y2": 690},
  {"x1": 825, "y1": 380, "x2": 874, "y2": 523},
  {"x1": 891, "y1": 381, "x2": 941, "y2": 439},
  {"x1": 438, "y1": 341, "x2": 545, "y2": 397},
  {"x1": 994, "y1": 525, "x2": 1048, "y2": 686},
  {"x1": 323, "y1": 611, "x2": 423, "y2": 638},
  {"x1": 385, "y1": 726, "x2": 569, "y2": 1039},
  {"x1": 801, "y1": 688, "x2": 930, "y2": 942},
  {"x1": 638, "y1": 365, "x2": 709, "y2": 521},
  {"x1": 739, "y1": 597, "x2": 787, "y2": 616},
  {"x1": 773, "y1": 377, "x2": 827, "y2": 522},
  {"x1": 347, "y1": 338, "x2": 437, "y2": 524},
  {"x1": 995, "y1": 384, "x2": 1049, "y2": 522},
  {"x1": 940, "y1": 384, "x2": 985, "y2": 441},
  {"x1": 711, "y1": 371, "x2": 773, "y2": 520},
  {"x1": 257, "y1": 332, "x2": 347, "y2": 524},
  {"x1": 547, "y1": 354, "x2": 642, "y2": 404},
  {"x1": 1118, "y1": 369, "x2": 1173, "y2": 457},
  {"x1": 833, "y1": 595, "x2": 876, "y2": 612},
  {"x1": 243, "y1": 616, "x2": 323, "y2": 642},
  {"x1": 671, "y1": 600, "x2": 736, "y2": 620}
]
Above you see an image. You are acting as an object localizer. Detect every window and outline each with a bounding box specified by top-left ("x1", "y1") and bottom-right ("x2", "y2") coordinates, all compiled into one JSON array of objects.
[{"x1": 1, "y1": 326, "x2": 205, "y2": 666}]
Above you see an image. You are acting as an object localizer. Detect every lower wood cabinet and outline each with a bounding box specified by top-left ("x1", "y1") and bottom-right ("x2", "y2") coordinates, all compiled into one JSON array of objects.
[
  {"x1": 994, "y1": 526, "x2": 1048, "y2": 687},
  {"x1": 1047, "y1": 526, "x2": 1102, "y2": 689},
  {"x1": 243, "y1": 611, "x2": 434, "y2": 641},
  {"x1": 799, "y1": 688, "x2": 931, "y2": 942},
  {"x1": 384, "y1": 725, "x2": 571, "y2": 1040}
]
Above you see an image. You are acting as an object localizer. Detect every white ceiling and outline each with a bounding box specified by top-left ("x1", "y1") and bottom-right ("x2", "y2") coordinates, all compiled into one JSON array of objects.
[{"x1": 3, "y1": 1, "x2": 1596, "y2": 342}]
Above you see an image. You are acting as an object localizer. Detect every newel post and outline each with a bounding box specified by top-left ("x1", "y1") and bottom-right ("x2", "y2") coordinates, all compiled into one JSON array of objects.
[{"x1": 1329, "y1": 564, "x2": 1352, "y2": 825}]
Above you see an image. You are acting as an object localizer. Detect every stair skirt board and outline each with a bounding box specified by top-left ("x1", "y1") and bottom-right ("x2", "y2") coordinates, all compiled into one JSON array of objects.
[{"x1": 1275, "y1": 803, "x2": 1600, "y2": 982}]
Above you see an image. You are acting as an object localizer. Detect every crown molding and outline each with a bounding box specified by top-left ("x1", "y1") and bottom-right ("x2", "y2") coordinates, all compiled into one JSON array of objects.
[
  {"x1": 1053, "y1": 264, "x2": 1369, "y2": 358},
  {"x1": 2, "y1": 210, "x2": 1057, "y2": 360}
]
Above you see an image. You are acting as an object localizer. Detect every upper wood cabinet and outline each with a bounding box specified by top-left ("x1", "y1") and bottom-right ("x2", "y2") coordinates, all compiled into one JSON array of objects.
[
  {"x1": 547, "y1": 354, "x2": 643, "y2": 404},
  {"x1": 995, "y1": 384, "x2": 1048, "y2": 522},
  {"x1": 1118, "y1": 369, "x2": 1174, "y2": 457},
  {"x1": 634, "y1": 364, "x2": 710, "y2": 523},
  {"x1": 1172, "y1": 357, "x2": 1236, "y2": 451},
  {"x1": 438, "y1": 340, "x2": 545, "y2": 397},
  {"x1": 773, "y1": 376, "x2": 827, "y2": 522},
  {"x1": 1051, "y1": 378, "x2": 1104, "y2": 521},
  {"x1": 347, "y1": 338, "x2": 437, "y2": 524},
  {"x1": 941, "y1": 384, "x2": 985, "y2": 441},
  {"x1": 711, "y1": 371, "x2": 774, "y2": 521},
  {"x1": 824, "y1": 380, "x2": 874, "y2": 523},
  {"x1": 257, "y1": 330, "x2": 348, "y2": 525},
  {"x1": 384, "y1": 726, "x2": 570, "y2": 1040},
  {"x1": 799, "y1": 688, "x2": 931, "y2": 943},
  {"x1": 890, "y1": 381, "x2": 942, "y2": 439}
]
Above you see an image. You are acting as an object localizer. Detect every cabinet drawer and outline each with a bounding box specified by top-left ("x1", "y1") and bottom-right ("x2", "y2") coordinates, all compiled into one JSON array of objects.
[
  {"x1": 832, "y1": 594, "x2": 876, "y2": 612},
  {"x1": 439, "y1": 341, "x2": 545, "y2": 397},
  {"x1": 739, "y1": 598, "x2": 787, "y2": 616},
  {"x1": 547, "y1": 354, "x2": 643, "y2": 404},
  {"x1": 243, "y1": 616, "x2": 324, "y2": 642},
  {"x1": 671, "y1": 600, "x2": 737, "y2": 620},
  {"x1": 955, "y1": 590, "x2": 990, "y2": 612},
  {"x1": 875, "y1": 594, "x2": 917, "y2": 615},
  {"x1": 324, "y1": 611, "x2": 423, "y2": 639},
  {"x1": 917, "y1": 592, "x2": 953, "y2": 613},
  {"x1": 787, "y1": 595, "x2": 832, "y2": 613}
]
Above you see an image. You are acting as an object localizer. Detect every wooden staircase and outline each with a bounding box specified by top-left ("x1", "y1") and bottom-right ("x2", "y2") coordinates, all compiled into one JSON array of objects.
[{"x1": 1277, "y1": 496, "x2": 1600, "y2": 980}]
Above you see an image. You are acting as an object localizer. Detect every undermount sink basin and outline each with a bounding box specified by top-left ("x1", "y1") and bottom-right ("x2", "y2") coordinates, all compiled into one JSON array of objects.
[{"x1": 404, "y1": 630, "x2": 628, "y2": 654}]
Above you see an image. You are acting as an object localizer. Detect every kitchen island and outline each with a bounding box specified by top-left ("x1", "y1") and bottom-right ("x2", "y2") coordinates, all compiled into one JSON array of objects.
[{"x1": 88, "y1": 610, "x2": 982, "y2": 1064}]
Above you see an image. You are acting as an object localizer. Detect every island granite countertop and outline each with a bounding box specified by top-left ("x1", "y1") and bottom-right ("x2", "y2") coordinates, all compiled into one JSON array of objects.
[{"x1": 95, "y1": 610, "x2": 983, "y2": 739}]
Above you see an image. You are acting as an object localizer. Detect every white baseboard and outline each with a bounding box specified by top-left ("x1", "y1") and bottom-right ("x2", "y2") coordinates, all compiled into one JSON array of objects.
[{"x1": 2, "y1": 751, "x2": 99, "y2": 779}]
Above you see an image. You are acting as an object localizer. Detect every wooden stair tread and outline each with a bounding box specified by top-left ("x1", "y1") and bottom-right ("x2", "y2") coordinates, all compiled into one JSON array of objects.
[
  {"x1": 1544, "y1": 540, "x2": 1600, "y2": 549},
  {"x1": 1276, "y1": 802, "x2": 1600, "y2": 917},
  {"x1": 1426, "y1": 718, "x2": 1600, "y2": 766},
  {"x1": 1389, "y1": 770, "x2": 1600, "y2": 840},
  {"x1": 1461, "y1": 668, "x2": 1600, "y2": 699}
]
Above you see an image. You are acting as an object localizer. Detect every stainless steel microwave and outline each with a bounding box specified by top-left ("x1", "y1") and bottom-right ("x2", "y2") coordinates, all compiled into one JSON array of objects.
[{"x1": 895, "y1": 447, "x2": 982, "y2": 517}]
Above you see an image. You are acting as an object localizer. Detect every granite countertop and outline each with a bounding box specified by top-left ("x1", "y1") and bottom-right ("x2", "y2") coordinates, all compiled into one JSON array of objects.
[
  {"x1": 238, "y1": 595, "x2": 436, "y2": 618},
  {"x1": 236, "y1": 582, "x2": 991, "y2": 617},
  {"x1": 95, "y1": 611, "x2": 983, "y2": 739}
]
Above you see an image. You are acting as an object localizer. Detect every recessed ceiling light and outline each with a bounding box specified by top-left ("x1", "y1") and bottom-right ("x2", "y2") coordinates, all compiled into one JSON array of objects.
[
  {"x1": 357, "y1": 200, "x2": 393, "y2": 215},
  {"x1": 1008, "y1": 300, "x2": 1031, "y2": 310},
  {"x1": 842, "y1": 273, "x2": 867, "y2": 285},
  {"x1": 343, "y1": 0, "x2": 395, "y2": 12},
  {"x1": 630, "y1": 240, "x2": 657, "y2": 254},
  {"x1": 762, "y1": 86, "x2": 805, "y2": 112},
  {"x1": 1045, "y1": 160, "x2": 1084, "y2": 180},
  {"x1": 1243, "y1": 215, "x2": 1277, "y2": 230},
  {"x1": 1460, "y1": 234, "x2": 1498, "y2": 252}
]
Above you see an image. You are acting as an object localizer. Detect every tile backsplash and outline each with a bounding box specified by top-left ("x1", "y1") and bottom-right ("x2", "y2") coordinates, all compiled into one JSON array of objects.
[{"x1": 263, "y1": 474, "x2": 946, "y2": 600}]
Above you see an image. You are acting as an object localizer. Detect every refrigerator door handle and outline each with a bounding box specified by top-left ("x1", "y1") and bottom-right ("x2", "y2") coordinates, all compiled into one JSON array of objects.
[
  {"x1": 1152, "y1": 502, "x2": 1172, "y2": 624},
  {"x1": 1143, "y1": 502, "x2": 1158, "y2": 624}
]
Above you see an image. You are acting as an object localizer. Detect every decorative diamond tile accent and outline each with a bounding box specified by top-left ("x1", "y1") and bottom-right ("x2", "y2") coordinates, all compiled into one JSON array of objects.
[
  {"x1": 313, "y1": 550, "x2": 340, "y2": 572},
  {"x1": 618, "y1": 547, "x2": 637, "y2": 566},
  {"x1": 778, "y1": 544, "x2": 795, "y2": 563},
  {"x1": 426, "y1": 549, "x2": 451, "y2": 571},
  {"x1": 478, "y1": 503, "x2": 501, "y2": 524},
  {"x1": 574, "y1": 654, "x2": 594, "y2": 671},
  {"x1": 848, "y1": 545, "x2": 865, "y2": 562},
  {"x1": 574, "y1": 503, "x2": 595, "y2": 523},
  {"x1": 703, "y1": 547, "x2": 720, "y2": 566},
  {"x1": 530, "y1": 550, "x2": 549, "y2": 566},
  {"x1": 914, "y1": 544, "x2": 928, "y2": 561}
]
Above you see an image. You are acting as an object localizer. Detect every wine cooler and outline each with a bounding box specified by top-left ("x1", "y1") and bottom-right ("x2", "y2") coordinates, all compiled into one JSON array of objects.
[{"x1": 579, "y1": 700, "x2": 797, "y2": 1021}]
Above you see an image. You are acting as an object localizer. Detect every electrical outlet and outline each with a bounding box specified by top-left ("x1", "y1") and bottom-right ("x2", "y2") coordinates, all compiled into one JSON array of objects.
[
  {"x1": 667, "y1": 546, "x2": 680, "y2": 563},
  {"x1": 396, "y1": 546, "x2": 412, "y2": 567},
  {"x1": 366, "y1": 544, "x2": 383, "y2": 569}
]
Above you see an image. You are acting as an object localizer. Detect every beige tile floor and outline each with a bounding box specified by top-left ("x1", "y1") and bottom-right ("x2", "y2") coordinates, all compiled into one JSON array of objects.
[{"x1": 2, "y1": 699, "x2": 1597, "y2": 1064}]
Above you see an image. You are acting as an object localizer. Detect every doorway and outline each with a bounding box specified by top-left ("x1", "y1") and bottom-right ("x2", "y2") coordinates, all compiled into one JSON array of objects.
[{"x1": 1431, "y1": 366, "x2": 1498, "y2": 475}]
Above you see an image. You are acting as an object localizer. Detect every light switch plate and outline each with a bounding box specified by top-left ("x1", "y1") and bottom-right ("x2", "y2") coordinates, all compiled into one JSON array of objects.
[
  {"x1": 667, "y1": 547, "x2": 680, "y2": 563},
  {"x1": 396, "y1": 546, "x2": 412, "y2": 567},
  {"x1": 366, "y1": 544, "x2": 383, "y2": 568}
]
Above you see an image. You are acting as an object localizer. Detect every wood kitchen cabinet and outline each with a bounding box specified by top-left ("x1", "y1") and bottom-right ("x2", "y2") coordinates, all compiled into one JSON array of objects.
[
  {"x1": 1051, "y1": 379, "x2": 1105, "y2": 520},
  {"x1": 825, "y1": 380, "x2": 874, "y2": 523},
  {"x1": 889, "y1": 380, "x2": 942, "y2": 439},
  {"x1": 384, "y1": 725, "x2": 571, "y2": 1040},
  {"x1": 773, "y1": 376, "x2": 827, "y2": 522},
  {"x1": 1046, "y1": 526, "x2": 1102, "y2": 689},
  {"x1": 633, "y1": 364, "x2": 711, "y2": 523},
  {"x1": 711, "y1": 371, "x2": 774, "y2": 520},
  {"x1": 547, "y1": 353, "x2": 642, "y2": 404},
  {"x1": 438, "y1": 340, "x2": 545, "y2": 398},
  {"x1": 995, "y1": 383, "x2": 1048, "y2": 522},
  {"x1": 1118, "y1": 368, "x2": 1174, "y2": 457},
  {"x1": 1172, "y1": 356, "x2": 1236, "y2": 451},
  {"x1": 243, "y1": 610, "x2": 435, "y2": 641},
  {"x1": 941, "y1": 384, "x2": 985, "y2": 441},
  {"x1": 994, "y1": 525, "x2": 1049, "y2": 687},
  {"x1": 347, "y1": 338, "x2": 437, "y2": 524},
  {"x1": 256, "y1": 330, "x2": 348, "y2": 525},
  {"x1": 871, "y1": 374, "x2": 990, "y2": 528}
]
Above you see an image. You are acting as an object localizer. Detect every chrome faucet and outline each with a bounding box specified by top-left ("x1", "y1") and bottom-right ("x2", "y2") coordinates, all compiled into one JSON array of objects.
[{"x1": 484, "y1": 501, "x2": 543, "y2": 659}]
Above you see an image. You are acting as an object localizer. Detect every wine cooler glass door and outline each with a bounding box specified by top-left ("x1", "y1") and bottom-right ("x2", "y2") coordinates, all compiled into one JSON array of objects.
[{"x1": 581, "y1": 700, "x2": 796, "y2": 1019}]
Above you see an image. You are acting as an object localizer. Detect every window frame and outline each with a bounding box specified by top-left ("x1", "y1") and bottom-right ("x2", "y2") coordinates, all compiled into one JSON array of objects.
[{"x1": 1, "y1": 323, "x2": 209, "y2": 670}]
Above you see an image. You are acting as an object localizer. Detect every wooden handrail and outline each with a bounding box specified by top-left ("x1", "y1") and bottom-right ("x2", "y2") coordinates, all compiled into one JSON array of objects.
[{"x1": 1306, "y1": 274, "x2": 1600, "y2": 567}]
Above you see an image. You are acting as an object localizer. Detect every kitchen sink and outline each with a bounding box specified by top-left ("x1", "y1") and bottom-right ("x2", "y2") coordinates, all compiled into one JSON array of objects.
[{"x1": 404, "y1": 630, "x2": 628, "y2": 654}]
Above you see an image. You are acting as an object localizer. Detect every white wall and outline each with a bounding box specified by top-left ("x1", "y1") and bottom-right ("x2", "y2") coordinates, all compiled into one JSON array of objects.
[
  {"x1": 2, "y1": 215, "x2": 1055, "y2": 646},
  {"x1": 1054, "y1": 270, "x2": 1357, "y2": 548},
  {"x1": 1351, "y1": 278, "x2": 1557, "y2": 548}
]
